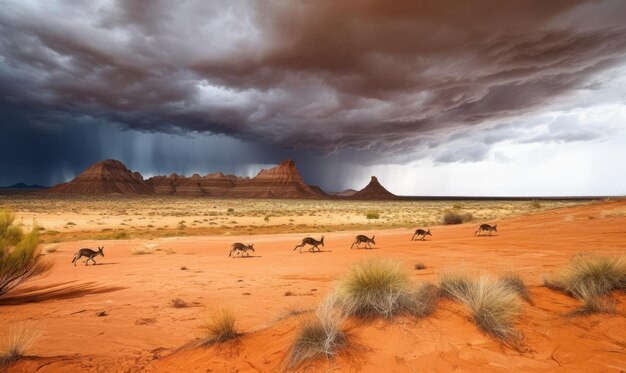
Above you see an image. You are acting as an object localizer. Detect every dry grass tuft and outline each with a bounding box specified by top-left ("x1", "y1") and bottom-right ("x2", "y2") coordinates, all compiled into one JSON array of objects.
[
  {"x1": 499, "y1": 271, "x2": 533, "y2": 304},
  {"x1": 170, "y1": 297, "x2": 188, "y2": 308},
  {"x1": 0, "y1": 323, "x2": 43, "y2": 365},
  {"x1": 440, "y1": 272, "x2": 521, "y2": 342},
  {"x1": 545, "y1": 253, "x2": 625, "y2": 315},
  {"x1": 287, "y1": 295, "x2": 346, "y2": 367},
  {"x1": 442, "y1": 211, "x2": 473, "y2": 225},
  {"x1": 201, "y1": 308, "x2": 238, "y2": 344},
  {"x1": 275, "y1": 305, "x2": 314, "y2": 321},
  {"x1": 335, "y1": 258, "x2": 438, "y2": 318}
]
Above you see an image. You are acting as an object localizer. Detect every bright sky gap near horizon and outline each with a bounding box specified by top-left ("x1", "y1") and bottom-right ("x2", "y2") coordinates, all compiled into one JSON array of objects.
[{"x1": 1, "y1": 1, "x2": 625, "y2": 196}]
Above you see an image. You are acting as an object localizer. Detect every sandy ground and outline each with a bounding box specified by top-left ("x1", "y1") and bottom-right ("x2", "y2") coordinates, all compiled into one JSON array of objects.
[{"x1": 1, "y1": 199, "x2": 625, "y2": 372}]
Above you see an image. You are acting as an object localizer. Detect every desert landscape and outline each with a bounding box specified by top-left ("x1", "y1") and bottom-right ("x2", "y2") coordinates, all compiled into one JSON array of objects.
[
  {"x1": 2, "y1": 1, "x2": 626, "y2": 372},
  {"x1": 1, "y1": 183, "x2": 625, "y2": 371}
]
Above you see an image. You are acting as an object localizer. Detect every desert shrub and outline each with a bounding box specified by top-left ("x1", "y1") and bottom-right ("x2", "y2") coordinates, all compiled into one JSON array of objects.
[
  {"x1": 499, "y1": 271, "x2": 532, "y2": 304},
  {"x1": 544, "y1": 253, "x2": 625, "y2": 314},
  {"x1": 414, "y1": 263, "x2": 426, "y2": 270},
  {"x1": 288, "y1": 295, "x2": 346, "y2": 367},
  {"x1": 452, "y1": 203, "x2": 463, "y2": 209},
  {"x1": 545, "y1": 253, "x2": 626, "y2": 297},
  {"x1": 365, "y1": 212, "x2": 380, "y2": 219},
  {"x1": 202, "y1": 308, "x2": 238, "y2": 344},
  {"x1": 0, "y1": 209, "x2": 52, "y2": 297},
  {"x1": 530, "y1": 200, "x2": 542, "y2": 209},
  {"x1": 440, "y1": 272, "x2": 521, "y2": 342},
  {"x1": 227, "y1": 208, "x2": 234, "y2": 213},
  {"x1": 335, "y1": 258, "x2": 438, "y2": 318},
  {"x1": 0, "y1": 322, "x2": 43, "y2": 365},
  {"x1": 442, "y1": 211, "x2": 473, "y2": 225},
  {"x1": 170, "y1": 297, "x2": 188, "y2": 308}
]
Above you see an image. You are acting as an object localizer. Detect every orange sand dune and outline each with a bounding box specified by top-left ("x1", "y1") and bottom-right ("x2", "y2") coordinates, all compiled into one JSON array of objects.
[{"x1": 2, "y1": 200, "x2": 626, "y2": 372}]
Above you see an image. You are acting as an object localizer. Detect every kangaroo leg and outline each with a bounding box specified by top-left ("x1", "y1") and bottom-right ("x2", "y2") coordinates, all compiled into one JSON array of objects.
[
  {"x1": 411, "y1": 233, "x2": 416, "y2": 241},
  {"x1": 350, "y1": 242, "x2": 356, "y2": 249},
  {"x1": 72, "y1": 255, "x2": 78, "y2": 266}
]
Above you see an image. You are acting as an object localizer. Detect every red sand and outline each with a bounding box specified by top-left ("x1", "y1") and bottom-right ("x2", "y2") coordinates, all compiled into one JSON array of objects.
[{"x1": 2, "y1": 200, "x2": 625, "y2": 372}]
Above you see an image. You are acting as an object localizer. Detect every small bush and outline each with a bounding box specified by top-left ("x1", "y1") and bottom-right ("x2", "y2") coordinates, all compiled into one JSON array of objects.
[
  {"x1": 530, "y1": 200, "x2": 542, "y2": 209},
  {"x1": 442, "y1": 211, "x2": 473, "y2": 225},
  {"x1": 499, "y1": 272, "x2": 532, "y2": 304},
  {"x1": 569, "y1": 285, "x2": 615, "y2": 315},
  {"x1": 0, "y1": 209, "x2": 52, "y2": 297},
  {"x1": 544, "y1": 253, "x2": 625, "y2": 314},
  {"x1": 170, "y1": 297, "x2": 188, "y2": 308},
  {"x1": 227, "y1": 208, "x2": 235, "y2": 213},
  {"x1": 414, "y1": 263, "x2": 426, "y2": 270},
  {"x1": 440, "y1": 272, "x2": 521, "y2": 342},
  {"x1": 545, "y1": 253, "x2": 626, "y2": 298},
  {"x1": 365, "y1": 212, "x2": 380, "y2": 220},
  {"x1": 0, "y1": 322, "x2": 43, "y2": 365},
  {"x1": 202, "y1": 308, "x2": 238, "y2": 344},
  {"x1": 335, "y1": 258, "x2": 438, "y2": 318},
  {"x1": 452, "y1": 203, "x2": 463, "y2": 209},
  {"x1": 288, "y1": 295, "x2": 346, "y2": 367}
]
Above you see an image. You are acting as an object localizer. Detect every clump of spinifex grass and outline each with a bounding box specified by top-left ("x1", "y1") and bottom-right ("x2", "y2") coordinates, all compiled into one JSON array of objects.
[
  {"x1": 287, "y1": 295, "x2": 346, "y2": 367},
  {"x1": 544, "y1": 253, "x2": 625, "y2": 315},
  {"x1": 440, "y1": 272, "x2": 521, "y2": 343},
  {"x1": 201, "y1": 308, "x2": 238, "y2": 344},
  {"x1": 0, "y1": 323, "x2": 43, "y2": 366},
  {"x1": 335, "y1": 258, "x2": 439, "y2": 319},
  {"x1": 499, "y1": 271, "x2": 533, "y2": 305}
]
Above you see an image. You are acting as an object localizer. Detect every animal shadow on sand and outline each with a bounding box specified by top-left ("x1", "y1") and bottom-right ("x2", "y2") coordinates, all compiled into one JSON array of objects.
[{"x1": 0, "y1": 281, "x2": 126, "y2": 305}]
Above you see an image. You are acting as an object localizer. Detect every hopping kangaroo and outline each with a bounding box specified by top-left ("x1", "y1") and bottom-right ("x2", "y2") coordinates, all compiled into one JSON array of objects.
[
  {"x1": 293, "y1": 236, "x2": 324, "y2": 253},
  {"x1": 351, "y1": 235, "x2": 375, "y2": 249},
  {"x1": 72, "y1": 247, "x2": 104, "y2": 266},
  {"x1": 475, "y1": 224, "x2": 497, "y2": 236},
  {"x1": 229, "y1": 243, "x2": 255, "y2": 257},
  {"x1": 411, "y1": 228, "x2": 431, "y2": 241}
]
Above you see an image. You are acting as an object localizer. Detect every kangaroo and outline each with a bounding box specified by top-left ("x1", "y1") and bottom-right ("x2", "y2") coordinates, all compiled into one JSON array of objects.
[
  {"x1": 351, "y1": 235, "x2": 375, "y2": 249},
  {"x1": 72, "y1": 247, "x2": 104, "y2": 266},
  {"x1": 475, "y1": 224, "x2": 497, "y2": 236},
  {"x1": 293, "y1": 236, "x2": 324, "y2": 253},
  {"x1": 411, "y1": 228, "x2": 431, "y2": 241},
  {"x1": 229, "y1": 243, "x2": 255, "y2": 257}
]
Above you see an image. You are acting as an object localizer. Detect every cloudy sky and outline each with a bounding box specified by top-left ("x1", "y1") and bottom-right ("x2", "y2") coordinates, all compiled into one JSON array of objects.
[{"x1": 1, "y1": 0, "x2": 625, "y2": 196}]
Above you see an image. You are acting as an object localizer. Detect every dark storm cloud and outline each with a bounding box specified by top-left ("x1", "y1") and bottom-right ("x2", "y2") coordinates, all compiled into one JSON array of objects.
[{"x1": 1, "y1": 0, "x2": 625, "y2": 164}]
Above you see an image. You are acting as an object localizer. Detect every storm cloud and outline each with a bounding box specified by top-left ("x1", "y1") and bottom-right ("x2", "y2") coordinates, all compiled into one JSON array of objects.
[{"x1": 1, "y1": 0, "x2": 625, "y2": 164}]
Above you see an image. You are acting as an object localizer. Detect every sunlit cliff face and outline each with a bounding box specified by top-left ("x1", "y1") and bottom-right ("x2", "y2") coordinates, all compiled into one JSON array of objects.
[{"x1": 1, "y1": 1, "x2": 625, "y2": 195}]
